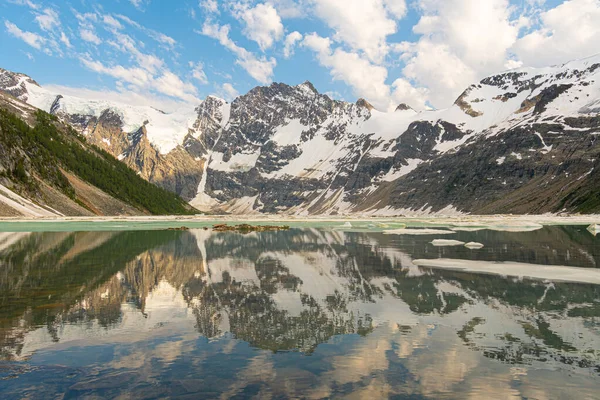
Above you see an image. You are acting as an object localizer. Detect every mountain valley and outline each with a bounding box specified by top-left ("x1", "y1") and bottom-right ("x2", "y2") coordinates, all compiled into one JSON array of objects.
[{"x1": 1, "y1": 54, "x2": 599, "y2": 216}]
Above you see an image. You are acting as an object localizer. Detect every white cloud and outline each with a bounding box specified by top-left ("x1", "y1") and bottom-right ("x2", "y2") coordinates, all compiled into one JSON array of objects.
[
  {"x1": 324, "y1": 90, "x2": 344, "y2": 100},
  {"x1": 413, "y1": 0, "x2": 517, "y2": 67},
  {"x1": 504, "y1": 59, "x2": 523, "y2": 70},
  {"x1": 80, "y1": 57, "x2": 152, "y2": 87},
  {"x1": 269, "y1": 0, "x2": 307, "y2": 18},
  {"x1": 303, "y1": 33, "x2": 395, "y2": 110},
  {"x1": 391, "y1": 78, "x2": 429, "y2": 109},
  {"x1": 234, "y1": 3, "x2": 284, "y2": 51},
  {"x1": 5, "y1": 21, "x2": 45, "y2": 50},
  {"x1": 149, "y1": 31, "x2": 176, "y2": 49},
  {"x1": 190, "y1": 61, "x2": 208, "y2": 84},
  {"x1": 35, "y1": 8, "x2": 60, "y2": 31},
  {"x1": 200, "y1": 0, "x2": 219, "y2": 14},
  {"x1": 383, "y1": 0, "x2": 408, "y2": 18},
  {"x1": 60, "y1": 31, "x2": 72, "y2": 48},
  {"x1": 303, "y1": 32, "x2": 430, "y2": 110},
  {"x1": 74, "y1": 11, "x2": 99, "y2": 26},
  {"x1": 130, "y1": 0, "x2": 147, "y2": 10},
  {"x1": 200, "y1": 21, "x2": 276, "y2": 83},
  {"x1": 153, "y1": 71, "x2": 199, "y2": 103},
  {"x1": 7, "y1": 0, "x2": 39, "y2": 9},
  {"x1": 220, "y1": 83, "x2": 239, "y2": 100},
  {"x1": 312, "y1": 0, "x2": 407, "y2": 63},
  {"x1": 114, "y1": 14, "x2": 177, "y2": 49},
  {"x1": 513, "y1": 0, "x2": 600, "y2": 67},
  {"x1": 400, "y1": 40, "x2": 477, "y2": 108},
  {"x1": 283, "y1": 31, "x2": 302, "y2": 58},
  {"x1": 103, "y1": 15, "x2": 123, "y2": 30},
  {"x1": 108, "y1": 32, "x2": 164, "y2": 73},
  {"x1": 80, "y1": 28, "x2": 102, "y2": 45},
  {"x1": 80, "y1": 56, "x2": 199, "y2": 103},
  {"x1": 395, "y1": 0, "x2": 519, "y2": 108}
]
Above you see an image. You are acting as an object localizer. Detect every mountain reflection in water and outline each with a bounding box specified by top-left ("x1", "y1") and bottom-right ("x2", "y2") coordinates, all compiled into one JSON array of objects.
[{"x1": 0, "y1": 226, "x2": 599, "y2": 399}]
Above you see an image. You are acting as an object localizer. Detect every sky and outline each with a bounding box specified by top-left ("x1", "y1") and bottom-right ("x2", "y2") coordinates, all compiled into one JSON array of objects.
[{"x1": 1, "y1": 0, "x2": 599, "y2": 112}]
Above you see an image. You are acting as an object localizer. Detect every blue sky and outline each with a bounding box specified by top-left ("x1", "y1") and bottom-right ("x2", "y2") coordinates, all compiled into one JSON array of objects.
[{"x1": 1, "y1": 0, "x2": 598, "y2": 112}]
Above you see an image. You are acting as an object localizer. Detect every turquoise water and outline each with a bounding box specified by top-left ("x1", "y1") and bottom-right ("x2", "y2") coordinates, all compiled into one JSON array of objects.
[{"x1": 0, "y1": 225, "x2": 598, "y2": 399}]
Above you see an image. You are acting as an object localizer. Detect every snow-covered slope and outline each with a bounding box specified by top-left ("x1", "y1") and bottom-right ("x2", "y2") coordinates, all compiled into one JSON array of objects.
[
  {"x1": 1, "y1": 54, "x2": 599, "y2": 215},
  {"x1": 18, "y1": 77, "x2": 205, "y2": 155}
]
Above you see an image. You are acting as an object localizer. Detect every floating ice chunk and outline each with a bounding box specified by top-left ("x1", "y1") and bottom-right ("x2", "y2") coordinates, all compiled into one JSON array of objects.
[
  {"x1": 487, "y1": 222, "x2": 543, "y2": 232},
  {"x1": 451, "y1": 227, "x2": 485, "y2": 232},
  {"x1": 384, "y1": 229, "x2": 456, "y2": 235},
  {"x1": 412, "y1": 258, "x2": 600, "y2": 285},
  {"x1": 586, "y1": 224, "x2": 600, "y2": 236},
  {"x1": 450, "y1": 221, "x2": 543, "y2": 232},
  {"x1": 431, "y1": 239, "x2": 465, "y2": 246},
  {"x1": 464, "y1": 242, "x2": 484, "y2": 249}
]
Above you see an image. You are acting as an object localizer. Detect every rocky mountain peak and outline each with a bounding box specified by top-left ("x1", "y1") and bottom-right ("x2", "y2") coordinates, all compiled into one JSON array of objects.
[
  {"x1": 395, "y1": 103, "x2": 414, "y2": 112},
  {"x1": 0, "y1": 68, "x2": 40, "y2": 101},
  {"x1": 356, "y1": 98, "x2": 375, "y2": 111},
  {"x1": 1, "y1": 53, "x2": 599, "y2": 216},
  {"x1": 296, "y1": 80, "x2": 318, "y2": 94}
]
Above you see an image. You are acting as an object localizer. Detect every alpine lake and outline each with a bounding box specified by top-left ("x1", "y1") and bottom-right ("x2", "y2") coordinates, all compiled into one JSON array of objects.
[{"x1": 0, "y1": 219, "x2": 599, "y2": 399}]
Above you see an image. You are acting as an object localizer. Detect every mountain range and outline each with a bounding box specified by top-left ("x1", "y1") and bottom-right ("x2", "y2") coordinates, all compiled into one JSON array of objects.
[{"x1": 1, "y1": 54, "x2": 599, "y2": 216}]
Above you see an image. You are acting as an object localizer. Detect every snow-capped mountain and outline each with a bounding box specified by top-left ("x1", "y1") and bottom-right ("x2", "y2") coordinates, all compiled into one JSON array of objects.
[{"x1": 1, "y1": 54, "x2": 599, "y2": 215}]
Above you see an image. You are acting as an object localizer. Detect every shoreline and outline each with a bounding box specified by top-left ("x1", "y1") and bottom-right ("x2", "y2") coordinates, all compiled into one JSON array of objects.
[{"x1": 0, "y1": 214, "x2": 599, "y2": 225}]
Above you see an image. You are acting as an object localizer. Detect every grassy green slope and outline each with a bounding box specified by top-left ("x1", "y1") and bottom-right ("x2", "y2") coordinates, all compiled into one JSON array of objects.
[{"x1": 0, "y1": 108, "x2": 197, "y2": 215}]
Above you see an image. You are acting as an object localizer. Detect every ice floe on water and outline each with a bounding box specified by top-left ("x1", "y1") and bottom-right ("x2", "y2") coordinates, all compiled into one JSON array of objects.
[
  {"x1": 449, "y1": 221, "x2": 544, "y2": 232},
  {"x1": 430, "y1": 239, "x2": 465, "y2": 246},
  {"x1": 586, "y1": 224, "x2": 600, "y2": 236},
  {"x1": 384, "y1": 228, "x2": 456, "y2": 235},
  {"x1": 412, "y1": 259, "x2": 600, "y2": 285},
  {"x1": 464, "y1": 242, "x2": 484, "y2": 249}
]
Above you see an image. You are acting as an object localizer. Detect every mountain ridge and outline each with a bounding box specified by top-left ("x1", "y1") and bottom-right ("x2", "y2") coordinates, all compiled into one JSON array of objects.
[
  {"x1": 1, "y1": 53, "x2": 599, "y2": 215},
  {"x1": 0, "y1": 91, "x2": 197, "y2": 217}
]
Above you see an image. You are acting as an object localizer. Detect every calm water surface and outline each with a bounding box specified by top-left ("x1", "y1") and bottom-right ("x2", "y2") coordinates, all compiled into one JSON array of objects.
[{"x1": 0, "y1": 225, "x2": 599, "y2": 399}]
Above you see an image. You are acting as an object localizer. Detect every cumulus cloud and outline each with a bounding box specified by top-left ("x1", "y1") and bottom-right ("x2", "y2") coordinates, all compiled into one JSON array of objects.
[
  {"x1": 199, "y1": 21, "x2": 276, "y2": 83},
  {"x1": 512, "y1": 0, "x2": 600, "y2": 67},
  {"x1": 283, "y1": 31, "x2": 302, "y2": 58},
  {"x1": 312, "y1": 0, "x2": 407, "y2": 63},
  {"x1": 234, "y1": 3, "x2": 284, "y2": 51},
  {"x1": 5, "y1": 21, "x2": 45, "y2": 49},
  {"x1": 395, "y1": 0, "x2": 519, "y2": 107},
  {"x1": 303, "y1": 33, "x2": 395, "y2": 110},
  {"x1": 391, "y1": 78, "x2": 429, "y2": 109},
  {"x1": 269, "y1": 0, "x2": 307, "y2": 18},
  {"x1": 153, "y1": 71, "x2": 199, "y2": 103}
]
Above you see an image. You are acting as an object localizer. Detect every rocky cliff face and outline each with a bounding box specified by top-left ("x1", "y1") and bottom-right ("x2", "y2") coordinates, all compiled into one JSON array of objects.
[{"x1": 1, "y1": 55, "x2": 599, "y2": 215}]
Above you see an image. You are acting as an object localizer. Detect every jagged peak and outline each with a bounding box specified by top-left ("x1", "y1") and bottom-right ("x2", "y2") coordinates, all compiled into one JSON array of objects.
[
  {"x1": 0, "y1": 67, "x2": 40, "y2": 87},
  {"x1": 356, "y1": 98, "x2": 374, "y2": 111},
  {"x1": 296, "y1": 80, "x2": 318, "y2": 94},
  {"x1": 206, "y1": 94, "x2": 227, "y2": 103},
  {"x1": 395, "y1": 103, "x2": 414, "y2": 112}
]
